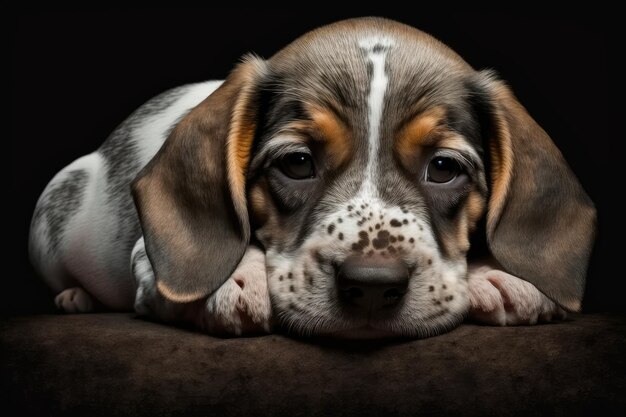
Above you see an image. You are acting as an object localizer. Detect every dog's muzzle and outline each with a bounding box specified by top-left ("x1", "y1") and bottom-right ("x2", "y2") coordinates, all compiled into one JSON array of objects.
[{"x1": 336, "y1": 255, "x2": 409, "y2": 311}]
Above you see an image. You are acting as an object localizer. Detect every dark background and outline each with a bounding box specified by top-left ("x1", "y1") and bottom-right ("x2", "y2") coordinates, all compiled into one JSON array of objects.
[{"x1": 9, "y1": 8, "x2": 623, "y2": 314}]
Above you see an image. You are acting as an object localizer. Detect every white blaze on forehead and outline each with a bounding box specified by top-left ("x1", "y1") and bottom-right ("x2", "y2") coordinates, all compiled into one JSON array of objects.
[{"x1": 359, "y1": 36, "x2": 394, "y2": 196}]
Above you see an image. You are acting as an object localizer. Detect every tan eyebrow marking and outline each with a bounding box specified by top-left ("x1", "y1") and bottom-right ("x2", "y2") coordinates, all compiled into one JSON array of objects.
[
  {"x1": 276, "y1": 105, "x2": 352, "y2": 167},
  {"x1": 395, "y1": 106, "x2": 446, "y2": 166},
  {"x1": 396, "y1": 106, "x2": 481, "y2": 165},
  {"x1": 309, "y1": 106, "x2": 351, "y2": 167}
]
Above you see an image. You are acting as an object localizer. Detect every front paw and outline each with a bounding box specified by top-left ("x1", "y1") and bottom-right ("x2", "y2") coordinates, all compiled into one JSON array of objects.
[
  {"x1": 55, "y1": 287, "x2": 95, "y2": 313},
  {"x1": 197, "y1": 247, "x2": 272, "y2": 336},
  {"x1": 468, "y1": 266, "x2": 567, "y2": 326}
]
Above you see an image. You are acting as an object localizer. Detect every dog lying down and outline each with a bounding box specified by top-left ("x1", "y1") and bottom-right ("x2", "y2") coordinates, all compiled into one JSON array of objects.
[{"x1": 29, "y1": 17, "x2": 596, "y2": 338}]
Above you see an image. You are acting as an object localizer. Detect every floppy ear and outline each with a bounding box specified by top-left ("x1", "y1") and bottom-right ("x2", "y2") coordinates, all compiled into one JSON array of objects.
[
  {"x1": 473, "y1": 71, "x2": 596, "y2": 312},
  {"x1": 131, "y1": 57, "x2": 267, "y2": 303}
]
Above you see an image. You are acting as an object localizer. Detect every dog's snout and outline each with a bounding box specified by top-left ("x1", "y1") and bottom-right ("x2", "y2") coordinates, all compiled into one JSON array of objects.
[{"x1": 336, "y1": 255, "x2": 409, "y2": 310}]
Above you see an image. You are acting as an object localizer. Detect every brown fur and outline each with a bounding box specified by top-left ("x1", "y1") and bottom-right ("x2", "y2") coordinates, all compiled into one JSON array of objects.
[
  {"x1": 309, "y1": 106, "x2": 352, "y2": 167},
  {"x1": 395, "y1": 107, "x2": 446, "y2": 167},
  {"x1": 132, "y1": 59, "x2": 265, "y2": 302},
  {"x1": 482, "y1": 78, "x2": 596, "y2": 311}
]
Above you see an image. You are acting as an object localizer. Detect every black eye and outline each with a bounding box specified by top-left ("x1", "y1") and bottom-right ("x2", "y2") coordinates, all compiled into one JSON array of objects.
[
  {"x1": 427, "y1": 156, "x2": 461, "y2": 183},
  {"x1": 279, "y1": 152, "x2": 315, "y2": 179}
]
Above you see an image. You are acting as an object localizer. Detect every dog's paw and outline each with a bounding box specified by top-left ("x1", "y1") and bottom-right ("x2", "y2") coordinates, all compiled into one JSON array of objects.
[
  {"x1": 55, "y1": 287, "x2": 95, "y2": 313},
  {"x1": 197, "y1": 247, "x2": 272, "y2": 336},
  {"x1": 468, "y1": 265, "x2": 566, "y2": 326}
]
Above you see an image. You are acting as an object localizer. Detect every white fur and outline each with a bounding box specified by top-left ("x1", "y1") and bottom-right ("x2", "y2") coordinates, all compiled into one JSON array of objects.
[
  {"x1": 359, "y1": 36, "x2": 394, "y2": 196},
  {"x1": 30, "y1": 153, "x2": 106, "y2": 295},
  {"x1": 31, "y1": 81, "x2": 223, "y2": 310},
  {"x1": 266, "y1": 196, "x2": 470, "y2": 338},
  {"x1": 200, "y1": 246, "x2": 272, "y2": 335},
  {"x1": 468, "y1": 264, "x2": 566, "y2": 325},
  {"x1": 133, "y1": 239, "x2": 271, "y2": 335},
  {"x1": 134, "y1": 81, "x2": 223, "y2": 166},
  {"x1": 55, "y1": 287, "x2": 94, "y2": 313}
]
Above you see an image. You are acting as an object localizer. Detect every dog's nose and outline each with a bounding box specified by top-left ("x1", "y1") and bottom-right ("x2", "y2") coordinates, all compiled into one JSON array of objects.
[{"x1": 336, "y1": 255, "x2": 409, "y2": 310}]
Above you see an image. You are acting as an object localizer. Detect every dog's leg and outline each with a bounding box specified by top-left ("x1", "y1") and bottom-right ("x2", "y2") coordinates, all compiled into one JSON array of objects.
[
  {"x1": 30, "y1": 153, "x2": 108, "y2": 314},
  {"x1": 196, "y1": 246, "x2": 272, "y2": 335},
  {"x1": 132, "y1": 238, "x2": 272, "y2": 335},
  {"x1": 54, "y1": 287, "x2": 95, "y2": 313},
  {"x1": 467, "y1": 259, "x2": 567, "y2": 326},
  {"x1": 131, "y1": 237, "x2": 187, "y2": 321}
]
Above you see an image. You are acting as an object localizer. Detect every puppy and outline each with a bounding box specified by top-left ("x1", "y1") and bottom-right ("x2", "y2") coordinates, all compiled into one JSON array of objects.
[{"x1": 29, "y1": 17, "x2": 596, "y2": 338}]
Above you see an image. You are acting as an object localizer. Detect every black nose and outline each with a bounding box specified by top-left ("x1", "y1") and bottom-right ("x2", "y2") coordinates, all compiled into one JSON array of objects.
[{"x1": 336, "y1": 255, "x2": 409, "y2": 310}]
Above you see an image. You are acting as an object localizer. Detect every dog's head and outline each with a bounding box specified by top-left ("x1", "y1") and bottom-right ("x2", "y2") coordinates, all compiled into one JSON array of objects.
[{"x1": 132, "y1": 18, "x2": 596, "y2": 338}]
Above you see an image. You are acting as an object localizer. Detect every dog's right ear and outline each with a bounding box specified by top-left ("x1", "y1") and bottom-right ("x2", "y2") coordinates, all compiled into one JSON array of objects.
[
  {"x1": 132, "y1": 57, "x2": 267, "y2": 303},
  {"x1": 470, "y1": 71, "x2": 597, "y2": 312}
]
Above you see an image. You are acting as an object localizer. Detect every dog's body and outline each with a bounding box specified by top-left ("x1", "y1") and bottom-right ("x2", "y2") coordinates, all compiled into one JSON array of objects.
[
  {"x1": 30, "y1": 81, "x2": 223, "y2": 311},
  {"x1": 30, "y1": 18, "x2": 595, "y2": 338}
]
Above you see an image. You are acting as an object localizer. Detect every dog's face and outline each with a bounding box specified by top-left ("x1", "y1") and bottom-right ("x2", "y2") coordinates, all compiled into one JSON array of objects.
[
  {"x1": 246, "y1": 27, "x2": 488, "y2": 337},
  {"x1": 133, "y1": 18, "x2": 596, "y2": 338}
]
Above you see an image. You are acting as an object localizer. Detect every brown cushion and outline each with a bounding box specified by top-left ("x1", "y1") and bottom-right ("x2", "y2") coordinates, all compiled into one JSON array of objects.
[{"x1": 2, "y1": 313, "x2": 625, "y2": 416}]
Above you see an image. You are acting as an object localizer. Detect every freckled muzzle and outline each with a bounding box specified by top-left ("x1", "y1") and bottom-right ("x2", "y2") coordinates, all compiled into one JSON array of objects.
[{"x1": 264, "y1": 188, "x2": 467, "y2": 337}]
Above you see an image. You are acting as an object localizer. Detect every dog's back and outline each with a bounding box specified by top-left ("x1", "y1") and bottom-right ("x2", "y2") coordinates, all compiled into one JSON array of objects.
[{"x1": 29, "y1": 80, "x2": 222, "y2": 309}]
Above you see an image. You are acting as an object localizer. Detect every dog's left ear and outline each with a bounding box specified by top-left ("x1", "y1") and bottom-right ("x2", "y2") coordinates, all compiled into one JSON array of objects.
[
  {"x1": 470, "y1": 71, "x2": 597, "y2": 312},
  {"x1": 131, "y1": 56, "x2": 267, "y2": 303}
]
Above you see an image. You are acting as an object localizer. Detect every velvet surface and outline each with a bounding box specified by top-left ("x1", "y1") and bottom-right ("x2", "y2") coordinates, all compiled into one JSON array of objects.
[{"x1": 2, "y1": 313, "x2": 625, "y2": 416}]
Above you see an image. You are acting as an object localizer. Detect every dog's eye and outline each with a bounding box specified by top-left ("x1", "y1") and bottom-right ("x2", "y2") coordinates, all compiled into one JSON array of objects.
[
  {"x1": 427, "y1": 156, "x2": 460, "y2": 183},
  {"x1": 279, "y1": 152, "x2": 315, "y2": 179}
]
